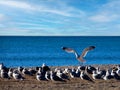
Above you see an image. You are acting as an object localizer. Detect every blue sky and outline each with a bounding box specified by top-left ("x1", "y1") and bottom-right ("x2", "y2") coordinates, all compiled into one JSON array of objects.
[{"x1": 0, "y1": 0, "x2": 120, "y2": 36}]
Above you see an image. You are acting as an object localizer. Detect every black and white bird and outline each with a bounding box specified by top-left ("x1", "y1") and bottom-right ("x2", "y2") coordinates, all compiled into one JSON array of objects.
[
  {"x1": 80, "y1": 71, "x2": 94, "y2": 82},
  {"x1": 0, "y1": 63, "x2": 9, "y2": 72},
  {"x1": 96, "y1": 67, "x2": 102, "y2": 75},
  {"x1": 78, "y1": 66, "x2": 86, "y2": 71},
  {"x1": 12, "y1": 70, "x2": 24, "y2": 80},
  {"x1": 69, "y1": 68, "x2": 76, "y2": 78},
  {"x1": 41, "y1": 63, "x2": 50, "y2": 73},
  {"x1": 62, "y1": 46, "x2": 95, "y2": 64},
  {"x1": 56, "y1": 69, "x2": 63, "y2": 78},
  {"x1": 22, "y1": 68, "x2": 31, "y2": 75},
  {"x1": 8, "y1": 68, "x2": 13, "y2": 78},
  {"x1": 50, "y1": 71, "x2": 65, "y2": 82},
  {"x1": 92, "y1": 70, "x2": 102, "y2": 80},
  {"x1": 28, "y1": 68, "x2": 37, "y2": 75},
  {"x1": 75, "y1": 68, "x2": 81, "y2": 77},
  {"x1": 37, "y1": 67, "x2": 42, "y2": 74},
  {"x1": 110, "y1": 69, "x2": 120, "y2": 80},
  {"x1": 103, "y1": 69, "x2": 113, "y2": 80},
  {"x1": 0, "y1": 63, "x2": 4, "y2": 70},
  {"x1": 45, "y1": 71, "x2": 50, "y2": 80},
  {"x1": 113, "y1": 72, "x2": 120, "y2": 80},
  {"x1": 18, "y1": 66, "x2": 23, "y2": 73},
  {"x1": 86, "y1": 66, "x2": 96, "y2": 74},
  {"x1": 36, "y1": 72, "x2": 44, "y2": 81},
  {"x1": 116, "y1": 66, "x2": 120, "y2": 75},
  {"x1": 56, "y1": 69, "x2": 69, "y2": 80},
  {"x1": 63, "y1": 68, "x2": 70, "y2": 74},
  {"x1": 96, "y1": 67, "x2": 106, "y2": 78},
  {"x1": 0, "y1": 69, "x2": 9, "y2": 79}
]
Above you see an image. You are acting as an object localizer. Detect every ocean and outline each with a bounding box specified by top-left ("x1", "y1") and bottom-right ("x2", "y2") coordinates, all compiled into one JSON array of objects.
[{"x1": 0, "y1": 36, "x2": 120, "y2": 67}]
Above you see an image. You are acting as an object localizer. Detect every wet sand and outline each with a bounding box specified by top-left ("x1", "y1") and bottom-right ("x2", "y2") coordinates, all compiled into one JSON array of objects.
[{"x1": 0, "y1": 64, "x2": 120, "y2": 90}]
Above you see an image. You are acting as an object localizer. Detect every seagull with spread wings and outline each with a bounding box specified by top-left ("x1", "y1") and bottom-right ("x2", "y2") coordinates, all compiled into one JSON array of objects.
[{"x1": 62, "y1": 46, "x2": 95, "y2": 64}]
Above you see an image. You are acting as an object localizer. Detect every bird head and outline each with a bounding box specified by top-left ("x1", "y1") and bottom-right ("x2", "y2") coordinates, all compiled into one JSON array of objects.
[
  {"x1": 42, "y1": 63, "x2": 46, "y2": 67},
  {"x1": 61, "y1": 47, "x2": 67, "y2": 50},
  {"x1": 89, "y1": 46, "x2": 95, "y2": 50}
]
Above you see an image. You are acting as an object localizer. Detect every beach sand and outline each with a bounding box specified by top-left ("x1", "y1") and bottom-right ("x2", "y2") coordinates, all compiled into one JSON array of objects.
[{"x1": 0, "y1": 65, "x2": 120, "y2": 90}]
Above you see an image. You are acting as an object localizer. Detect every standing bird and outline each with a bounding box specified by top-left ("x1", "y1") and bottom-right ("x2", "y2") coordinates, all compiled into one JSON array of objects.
[{"x1": 62, "y1": 46, "x2": 95, "y2": 64}]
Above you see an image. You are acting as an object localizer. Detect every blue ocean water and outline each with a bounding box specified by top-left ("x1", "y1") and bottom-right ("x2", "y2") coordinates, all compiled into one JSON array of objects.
[{"x1": 0, "y1": 36, "x2": 120, "y2": 67}]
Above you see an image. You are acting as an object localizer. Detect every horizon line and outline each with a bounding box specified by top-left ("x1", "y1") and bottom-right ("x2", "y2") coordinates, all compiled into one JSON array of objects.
[{"x1": 0, "y1": 35, "x2": 120, "y2": 37}]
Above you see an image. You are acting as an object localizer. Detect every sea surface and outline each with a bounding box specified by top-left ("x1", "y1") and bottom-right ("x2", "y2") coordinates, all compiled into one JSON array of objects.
[{"x1": 0, "y1": 36, "x2": 120, "y2": 67}]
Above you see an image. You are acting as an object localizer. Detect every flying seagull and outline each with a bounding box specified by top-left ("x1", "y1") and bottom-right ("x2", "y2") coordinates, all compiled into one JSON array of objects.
[{"x1": 62, "y1": 46, "x2": 95, "y2": 63}]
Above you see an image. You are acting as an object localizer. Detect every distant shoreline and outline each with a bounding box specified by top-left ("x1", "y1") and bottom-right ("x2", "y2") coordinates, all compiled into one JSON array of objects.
[{"x1": 0, "y1": 35, "x2": 120, "y2": 37}]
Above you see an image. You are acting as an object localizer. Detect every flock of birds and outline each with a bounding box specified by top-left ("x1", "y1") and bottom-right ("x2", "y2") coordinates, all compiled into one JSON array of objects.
[
  {"x1": 0, "y1": 63, "x2": 120, "y2": 82},
  {"x1": 0, "y1": 46, "x2": 120, "y2": 82}
]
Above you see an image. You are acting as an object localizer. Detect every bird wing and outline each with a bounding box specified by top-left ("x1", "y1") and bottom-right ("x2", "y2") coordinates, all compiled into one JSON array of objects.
[
  {"x1": 77, "y1": 57, "x2": 86, "y2": 63},
  {"x1": 62, "y1": 47, "x2": 75, "y2": 53},
  {"x1": 80, "y1": 46, "x2": 95, "y2": 57}
]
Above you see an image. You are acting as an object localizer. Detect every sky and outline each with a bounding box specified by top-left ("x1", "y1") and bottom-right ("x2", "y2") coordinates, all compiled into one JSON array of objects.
[{"x1": 0, "y1": 0, "x2": 120, "y2": 36}]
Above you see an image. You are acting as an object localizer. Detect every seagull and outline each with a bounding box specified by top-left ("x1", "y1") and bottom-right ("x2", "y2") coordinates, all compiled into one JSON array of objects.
[
  {"x1": 0, "y1": 69, "x2": 9, "y2": 79},
  {"x1": 63, "y1": 68, "x2": 70, "y2": 74},
  {"x1": 37, "y1": 67, "x2": 42, "y2": 74},
  {"x1": 103, "y1": 69, "x2": 113, "y2": 80},
  {"x1": 113, "y1": 72, "x2": 120, "y2": 80},
  {"x1": 50, "y1": 71, "x2": 65, "y2": 82},
  {"x1": 0, "y1": 63, "x2": 4, "y2": 70},
  {"x1": 22, "y1": 68, "x2": 31, "y2": 76},
  {"x1": 80, "y1": 71, "x2": 94, "y2": 82},
  {"x1": 36, "y1": 72, "x2": 43, "y2": 81},
  {"x1": 92, "y1": 70, "x2": 102, "y2": 80},
  {"x1": 45, "y1": 71, "x2": 50, "y2": 80},
  {"x1": 28, "y1": 68, "x2": 37, "y2": 75},
  {"x1": 18, "y1": 66, "x2": 23, "y2": 73},
  {"x1": 110, "y1": 68, "x2": 120, "y2": 80},
  {"x1": 12, "y1": 70, "x2": 24, "y2": 80},
  {"x1": 69, "y1": 68, "x2": 76, "y2": 78},
  {"x1": 62, "y1": 46, "x2": 95, "y2": 64},
  {"x1": 78, "y1": 66, "x2": 86, "y2": 71},
  {"x1": 96, "y1": 67, "x2": 102, "y2": 75},
  {"x1": 0, "y1": 63, "x2": 9, "y2": 72},
  {"x1": 96, "y1": 67, "x2": 106, "y2": 78},
  {"x1": 56, "y1": 69, "x2": 69, "y2": 80},
  {"x1": 75, "y1": 68, "x2": 81, "y2": 77},
  {"x1": 8, "y1": 68, "x2": 13, "y2": 78},
  {"x1": 41, "y1": 63, "x2": 50, "y2": 72},
  {"x1": 116, "y1": 66, "x2": 120, "y2": 75},
  {"x1": 86, "y1": 65, "x2": 96, "y2": 74},
  {"x1": 56, "y1": 70, "x2": 63, "y2": 78}
]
